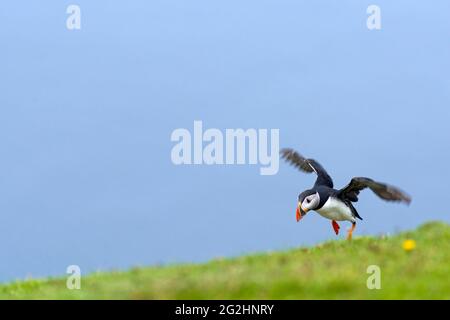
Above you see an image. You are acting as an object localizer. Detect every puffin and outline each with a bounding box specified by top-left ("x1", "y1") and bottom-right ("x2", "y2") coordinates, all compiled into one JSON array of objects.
[{"x1": 280, "y1": 148, "x2": 411, "y2": 240}]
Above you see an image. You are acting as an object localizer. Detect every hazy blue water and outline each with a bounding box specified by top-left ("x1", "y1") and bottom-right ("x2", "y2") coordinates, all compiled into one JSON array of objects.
[{"x1": 0, "y1": 1, "x2": 449, "y2": 282}]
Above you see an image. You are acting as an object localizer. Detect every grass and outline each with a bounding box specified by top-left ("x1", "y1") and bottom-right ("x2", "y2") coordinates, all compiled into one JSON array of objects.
[{"x1": 0, "y1": 221, "x2": 449, "y2": 299}]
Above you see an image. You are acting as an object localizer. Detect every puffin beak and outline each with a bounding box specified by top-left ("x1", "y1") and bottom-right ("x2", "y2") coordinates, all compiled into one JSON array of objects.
[{"x1": 296, "y1": 202, "x2": 309, "y2": 222}]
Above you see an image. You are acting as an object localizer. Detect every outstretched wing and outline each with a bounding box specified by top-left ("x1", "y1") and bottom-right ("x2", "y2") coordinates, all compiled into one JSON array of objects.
[
  {"x1": 280, "y1": 148, "x2": 333, "y2": 188},
  {"x1": 339, "y1": 177, "x2": 411, "y2": 204}
]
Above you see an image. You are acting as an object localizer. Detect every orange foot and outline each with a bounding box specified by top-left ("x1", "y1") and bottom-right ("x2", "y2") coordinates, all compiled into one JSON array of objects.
[
  {"x1": 347, "y1": 222, "x2": 356, "y2": 240},
  {"x1": 332, "y1": 220, "x2": 340, "y2": 235}
]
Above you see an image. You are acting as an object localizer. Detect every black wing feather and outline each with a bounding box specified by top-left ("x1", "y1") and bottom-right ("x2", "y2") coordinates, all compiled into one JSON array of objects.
[
  {"x1": 339, "y1": 177, "x2": 411, "y2": 204},
  {"x1": 280, "y1": 148, "x2": 333, "y2": 188}
]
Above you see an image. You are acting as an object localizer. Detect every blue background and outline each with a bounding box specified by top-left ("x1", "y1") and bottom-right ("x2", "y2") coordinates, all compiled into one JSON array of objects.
[{"x1": 0, "y1": 1, "x2": 449, "y2": 282}]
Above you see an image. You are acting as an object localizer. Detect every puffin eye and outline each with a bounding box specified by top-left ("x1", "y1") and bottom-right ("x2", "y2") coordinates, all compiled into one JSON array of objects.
[{"x1": 306, "y1": 198, "x2": 311, "y2": 203}]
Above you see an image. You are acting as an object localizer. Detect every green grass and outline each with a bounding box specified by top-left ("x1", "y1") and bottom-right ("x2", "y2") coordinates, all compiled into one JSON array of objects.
[{"x1": 1, "y1": 221, "x2": 449, "y2": 299}]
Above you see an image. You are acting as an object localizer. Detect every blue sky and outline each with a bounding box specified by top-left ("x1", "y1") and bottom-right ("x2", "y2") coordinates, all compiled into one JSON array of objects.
[{"x1": 0, "y1": 1, "x2": 449, "y2": 282}]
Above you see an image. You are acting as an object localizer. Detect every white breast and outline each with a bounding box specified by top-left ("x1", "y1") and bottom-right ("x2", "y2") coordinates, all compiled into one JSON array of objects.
[{"x1": 316, "y1": 197, "x2": 356, "y2": 222}]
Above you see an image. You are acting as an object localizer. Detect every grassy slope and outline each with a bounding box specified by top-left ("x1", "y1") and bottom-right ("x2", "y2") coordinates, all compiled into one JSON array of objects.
[{"x1": 1, "y1": 222, "x2": 449, "y2": 299}]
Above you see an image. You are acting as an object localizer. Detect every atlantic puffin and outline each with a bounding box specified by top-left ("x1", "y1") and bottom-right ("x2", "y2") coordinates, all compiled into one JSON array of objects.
[{"x1": 281, "y1": 148, "x2": 411, "y2": 240}]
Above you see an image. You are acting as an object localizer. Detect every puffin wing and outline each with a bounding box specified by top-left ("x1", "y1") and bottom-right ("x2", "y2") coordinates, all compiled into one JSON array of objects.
[
  {"x1": 280, "y1": 148, "x2": 333, "y2": 188},
  {"x1": 339, "y1": 177, "x2": 411, "y2": 204}
]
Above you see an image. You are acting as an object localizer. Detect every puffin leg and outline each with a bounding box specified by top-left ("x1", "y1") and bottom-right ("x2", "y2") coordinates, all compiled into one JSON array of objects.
[
  {"x1": 347, "y1": 222, "x2": 356, "y2": 240},
  {"x1": 332, "y1": 220, "x2": 340, "y2": 235}
]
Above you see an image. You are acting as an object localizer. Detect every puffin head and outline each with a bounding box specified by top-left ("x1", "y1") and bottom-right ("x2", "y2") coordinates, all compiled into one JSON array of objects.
[{"x1": 296, "y1": 190, "x2": 320, "y2": 221}]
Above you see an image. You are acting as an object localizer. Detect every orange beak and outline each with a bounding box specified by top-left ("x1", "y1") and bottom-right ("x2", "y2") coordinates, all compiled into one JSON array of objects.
[
  {"x1": 296, "y1": 206, "x2": 302, "y2": 222},
  {"x1": 296, "y1": 203, "x2": 309, "y2": 222}
]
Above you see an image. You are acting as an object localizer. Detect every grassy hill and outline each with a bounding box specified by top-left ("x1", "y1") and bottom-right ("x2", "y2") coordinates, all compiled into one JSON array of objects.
[{"x1": 1, "y1": 221, "x2": 449, "y2": 299}]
